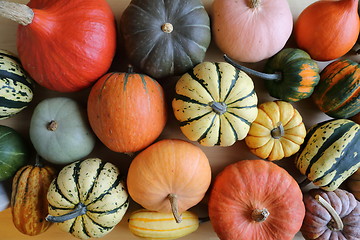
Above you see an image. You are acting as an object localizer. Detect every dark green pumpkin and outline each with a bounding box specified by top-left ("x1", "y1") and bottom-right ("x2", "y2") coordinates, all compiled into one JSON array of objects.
[
  {"x1": 0, "y1": 125, "x2": 29, "y2": 181},
  {"x1": 225, "y1": 48, "x2": 320, "y2": 102},
  {"x1": 295, "y1": 119, "x2": 360, "y2": 191},
  {"x1": 312, "y1": 59, "x2": 360, "y2": 119},
  {"x1": 0, "y1": 50, "x2": 34, "y2": 119},
  {"x1": 120, "y1": 0, "x2": 211, "y2": 79}
]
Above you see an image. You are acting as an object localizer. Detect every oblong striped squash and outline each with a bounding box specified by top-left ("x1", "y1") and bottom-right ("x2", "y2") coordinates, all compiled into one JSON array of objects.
[
  {"x1": 312, "y1": 59, "x2": 360, "y2": 118},
  {"x1": 172, "y1": 61, "x2": 258, "y2": 146},
  {"x1": 0, "y1": 49, "x2": 33, "y2": 119},
  {"x1": 128, "y1": 209, "x2": 199, "y2": 240},
  {"x1": 46, "y1": 158, "x2": 129, "y2": 239},
  {"x1": 295, "y1": 119, "x2": 360, "y2": 191},
  {"x1": 11, "y1": 159, "x2": 57, "y2": 235}
]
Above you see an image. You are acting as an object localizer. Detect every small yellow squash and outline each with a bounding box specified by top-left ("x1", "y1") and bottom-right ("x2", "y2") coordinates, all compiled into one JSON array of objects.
[
  {"x1": 128, "y1": 209, "x2": 200, "y2": 240},
  {"x1": 245, "y1": 101, "x2": 306, "y2": 161}
]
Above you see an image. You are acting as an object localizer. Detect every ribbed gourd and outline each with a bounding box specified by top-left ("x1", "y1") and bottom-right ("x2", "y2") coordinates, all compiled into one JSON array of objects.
[
  {"x1": 0, "y1": 49, "x2": 33, "y2": 119},
  {"x1": 128, "y1": 209, "x2": 200, "y2": 240},
  {"x1": 172, "y1": 61, "x2": 258, "y2": 146},
  {"x1": 46, "y1": 158, "x2": 129, "y2": 239},
  {"x1": 295, "y1": 119, "x2": 360, "y2": 191}
]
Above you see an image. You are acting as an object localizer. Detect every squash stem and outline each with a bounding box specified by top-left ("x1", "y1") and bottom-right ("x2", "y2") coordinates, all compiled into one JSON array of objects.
[
  {"x1": 271, "y1": 122, "x2": 285, "y2": 139},
  {"x1": 224, "y1": 54, "x2": 282, "y2": 81},
  {"x1": 168, "y1": 193, "x2": 182, "y2": 223},
  {"x1": 47, "y1": 120, "x2": 58, "y2": 131},
  {"x1": 315, "y1": 195, "x2": 344, "y2": 231},
  {"x1": 248, "y1": 0, "x2": 261, "y2": 8},
  {"x1": 210, "y1": 101, "x2": 227, "y2": 115},
  {"x1": 161, "y1": 23, "x2": 173, "y2": 33},
  {"x1": 251, "y1": 208, "x2": 269, "y2": 222},
  {"x1": 0, "y1": 1, "x2": 34, "y2": 25},
  {"x1": 46, "y1": 203, "x2": 87, "y2": 223}
]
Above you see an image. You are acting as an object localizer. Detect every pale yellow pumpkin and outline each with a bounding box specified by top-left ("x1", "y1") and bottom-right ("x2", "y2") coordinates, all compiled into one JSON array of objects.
[{"x1": 245, "y1": 101, "x2": 306, "y2": 161}]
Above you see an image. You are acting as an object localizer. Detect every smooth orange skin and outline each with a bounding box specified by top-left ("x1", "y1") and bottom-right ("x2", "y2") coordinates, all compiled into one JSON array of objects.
[
  {"x1": 87, "y1": 72, "x2": 167, "y2": 153},
  {"x1": 208, "y1": 160, "x2": 305, "y2": 240},
  {"x1": 17, "y1": 0, "x2": 117, "y2": 92},
  {"x1": 294, "y1": 0, "x2": 360, "y2": 61}
]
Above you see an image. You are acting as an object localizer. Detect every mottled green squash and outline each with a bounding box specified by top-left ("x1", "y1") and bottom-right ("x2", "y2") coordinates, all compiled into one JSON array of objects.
[
  {"x1": 312, "y1": 59, "x2": 360, "y2": 119},
  {"x1": 295, "y1": 119, "x2": 360, "y2": 191}
]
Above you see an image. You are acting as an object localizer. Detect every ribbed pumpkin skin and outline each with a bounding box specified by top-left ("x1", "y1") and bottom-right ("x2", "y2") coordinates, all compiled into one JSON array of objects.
[
  {"x1": 208, "y1": 160, "x2": 305, "y2": 240},
  {"x1": 128, "y1": 209, "x2": 199, "y2": 239},
  {"x1": 88, "y1": 72, "x2": 167, "y2": 153},
  {"x1": 301, "y1": 188, "x2": 360, "y2": 240},
  {"x1": 120, "y1": 0, "x2": 211, "y2": 79},
  {"x1": 245, "y1": 101, "x2": 306, "y2": 161},
  {"x1": 312, "y1": 59, "x2": 360, "y2": 118},
  {"x1": 11, "y1": 163, "x2": 56, "y2": 236},
  {"x1": 172, "y1": 62, "x2": 258, "y2": 146},
  {"x1": 264, "y1": 48, "x2": 320, "y2": 102},
  {"x1": 0, "y1": 50, "x2": 33, "y2": 119},
  {"x1": 295, "y1": 119, "x2": 360, "y2": 191},
  {"x1": 0, "y1": 125, "x2": 29, "y2": 181},
  {"x1": 47, "y1": 158, "x2": 129, "y2": 239}
]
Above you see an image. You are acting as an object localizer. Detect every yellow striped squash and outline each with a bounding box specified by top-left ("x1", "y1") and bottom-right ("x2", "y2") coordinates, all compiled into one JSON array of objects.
[
  {"x1": 295, "y1": 119, "x2": 360, "y2": 191},
  {"x1": 46, "y1": 158, "x2": 129, "y2": 239},
  {"x1": 172, "y1": 61, "x2": 258, "y2": 147},
  {"x1": 128, "y1": 209, "x2": 199, "y2": 240},
  {"x1": 0, "y1": 49, "x2": 33, "y2": 119}
]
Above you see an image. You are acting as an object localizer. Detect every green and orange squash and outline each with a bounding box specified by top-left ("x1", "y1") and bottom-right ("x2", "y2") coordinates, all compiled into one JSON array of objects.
[
  {"x1": 11, "y1": 156, "x2": 57, "y2": 236},
  {"x1": 312, "y1": 59, "x2": 360, "y2": 119},
  {"x1": 225, "y1": 48, "x2": 320, "y2": 102},
  {"x1": 295, "y1": 119, "x2": 360, "y2": 191}
]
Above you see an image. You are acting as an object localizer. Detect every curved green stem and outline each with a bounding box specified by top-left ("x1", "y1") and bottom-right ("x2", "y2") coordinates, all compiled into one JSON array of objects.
[
  {"x1": 210, "y1": 101, "x2": 227, "y2": 115},
  {"x1": 224, "y1": 54, "x2": 282, "y2": 81},
  {"x1": 271, "y1": 122, "x2": 285, "y2": 139},
  {"x1": 46, "y1": 203, "x2": 87, "y2": 223}
]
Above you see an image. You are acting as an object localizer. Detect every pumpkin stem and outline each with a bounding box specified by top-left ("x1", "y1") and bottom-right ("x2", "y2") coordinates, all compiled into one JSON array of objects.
[
  {"x1": 224, "y1": 54, "x2": 282, "y2": 81},
  {"x1": 0, "y1": 1, "x2": 34, "y2": 26},
  {"x1": 271, "y1": 122, "x2": 285, "y2": 139},
  {"x1": 47, "y1": 120, "x2": 58, "y2": 131},
  {"x1": 34, "y1": 154, "x2": 43, "y2": 167},
  {"x1": 168, "y1": 193, "x2": 182, "y2": 223},
  {"x1": 46, "y1": 203, "x2": 87, "y2": 223},
  {"x1": 210, "y1": 101, "x2": 227, "y2": 115},
  {"x1": 248, "y1": 0, "x2": 261, "y2": 8},
  {"x1": 161, "y1": 23, "x2": 173, "y2": 33},
  {"x1": 315, "y1": 194, "x2": 344, "y2": 231},
  {"x1": 251, "y1": 208, "x2": 270, "y2": 222}
]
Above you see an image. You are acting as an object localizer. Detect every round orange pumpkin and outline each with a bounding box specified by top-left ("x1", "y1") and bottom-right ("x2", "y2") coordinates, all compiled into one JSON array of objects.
[
  {"x1": 208, "y1": 159, "x2": 305, "y2": 240},
  {"x1": 126, "y1": 139, "x2": 211, "y2": 223},
  {"x1": 87, "y1": 69, "x2": 167, "y2": 153}
]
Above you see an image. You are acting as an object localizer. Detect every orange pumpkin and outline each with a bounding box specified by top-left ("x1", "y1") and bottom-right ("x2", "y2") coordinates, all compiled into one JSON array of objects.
[
  {"x1": 294, "y1": 0, "x2": 360, "y2": 61},
  {"x1": 126, "y1": 139, "x2": 212, "y2": 223},
  {"x1": 87, "y1": 69, "x2": 167, "y2": 153},
  {"x1": 208, "y1": 160, "x2": 305, "y2": 240}
]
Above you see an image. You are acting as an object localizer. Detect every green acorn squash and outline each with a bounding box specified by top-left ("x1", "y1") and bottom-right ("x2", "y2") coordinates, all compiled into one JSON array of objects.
[
  {"x1": 295, "y1": 119, "x2": 360, "y2": 191},
  {"x1": 0, "y1": 125, "x2": 29, "y2": 181},
  {"x1": 312, "y1": 59, "x2": 360, "y2": 119},
  {"x1": 120, "y1": 0, "x2": 211, "y2": 79}
]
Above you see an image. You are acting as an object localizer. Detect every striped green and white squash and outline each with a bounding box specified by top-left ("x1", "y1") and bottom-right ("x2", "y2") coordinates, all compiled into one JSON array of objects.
[
  {"x1": 0, "y1": 50, "x2": 33, "y2": 119},
  {"x1": 295, "y1": 119, "x2": 360, "y2": 191},
  {"x1": 128, "y1": 209, "x2": 200, "y2": 240},
  {"x1": 46, "y1": 158, "x2": 129, "y2": 239},
  {"x1": 172, "y1": 61, "x2": 258, "y2": 147}
]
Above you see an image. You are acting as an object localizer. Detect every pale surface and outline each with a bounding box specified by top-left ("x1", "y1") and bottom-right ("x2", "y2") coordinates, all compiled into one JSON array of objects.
[{"x1": 0, "y1": 0, "x2": 358, "y2": 240}]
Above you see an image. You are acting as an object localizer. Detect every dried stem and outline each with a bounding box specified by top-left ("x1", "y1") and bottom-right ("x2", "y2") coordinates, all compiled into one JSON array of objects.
[{"x1": 0, "y1": 1, "x2": 33, "y2": 25}]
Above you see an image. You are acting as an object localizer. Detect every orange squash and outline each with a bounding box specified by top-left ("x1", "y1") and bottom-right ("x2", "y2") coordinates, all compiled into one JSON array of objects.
[
  {"x1": 126, "y1": 139, "x2": 211, "y2": 223},
  {"x1": 208, "y1": 160, "x2": 305, "y2": 240},
  {"x1": 11, "y1": 157, "x2": 57, "y2": 236},
  {"x1": 294, "y1": 0, "x2": 360, "y2": 61},
  {"x1": 87, "y1": 69, "x2": 167, "y2": 153}
]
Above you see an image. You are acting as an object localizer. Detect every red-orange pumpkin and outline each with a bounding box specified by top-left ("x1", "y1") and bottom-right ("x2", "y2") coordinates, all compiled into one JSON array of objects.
[
  {"x1": 87, "y1": 69, "x2": 167, "y2": 153},
  {"x1": 0, "y1": 0, "x2": 116, "y2": 92},
  {"x1": 208, "y1": 160, "x2": 305, "y2": 240}
]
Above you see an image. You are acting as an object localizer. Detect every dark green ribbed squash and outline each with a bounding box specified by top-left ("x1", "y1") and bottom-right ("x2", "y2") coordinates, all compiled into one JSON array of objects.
[
  {"x1": 225, "y1": 48, "x2": 320, "y2": 102},
  {"x1": 0, "y1": 125, "x2": 29, "y2": 181},
  {"x1": 0, "y1": 50, "x2": 33, "y2": 119},
  {"x1": 295, "y1": 119, "x2": 360, "y2": 191},
  {"x1": 120, "y1": 0, "x2": 211, "y2": 79},
  {"x1": 312, "y1": 59, "x2": 360, "y2": 119}
]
